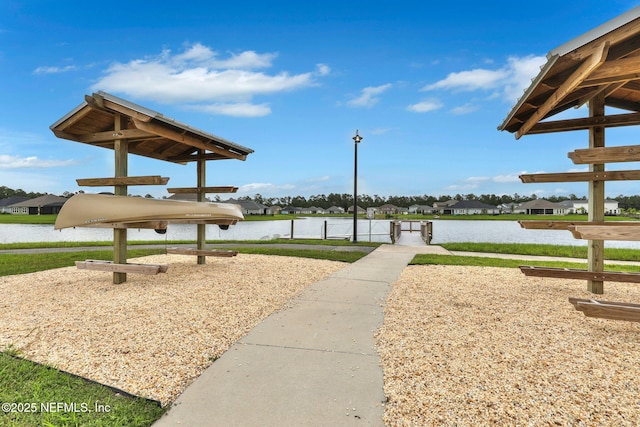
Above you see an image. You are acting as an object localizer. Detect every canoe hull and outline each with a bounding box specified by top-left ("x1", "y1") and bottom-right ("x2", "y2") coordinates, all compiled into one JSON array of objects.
[{"x1": 54, "y1": 194, "x2": 244, "y2": 230}]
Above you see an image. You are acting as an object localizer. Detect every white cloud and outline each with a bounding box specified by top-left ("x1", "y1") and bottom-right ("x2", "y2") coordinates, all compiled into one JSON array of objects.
[
  {"x1": 191, "y1": 102, "x2": 272, "y2": 117},
  {"x1": 305, "y1": 176, "x2": 330, "y2": 183},
  {"x1": 407, "y1": 98, "x2": 442, "y2": 113},
  {"x1": 33, "y1": 65, "x2": 77, "y2": 74},
  {"x1": 0, "y1": 154, "x2": 76, "y2": 169},
  {"x1": 492, "y1": 172, "x2": 523, "y2": 183},
  {"x1": 91, "y1": 43, "x2": 323, "y2": 116},
  {"x1": 450, "y1": 103, "x2": 479, "y2": 115},
  {"x1": 503, "y1": 55, "x2": 547, "y2": 102},
  {"x1": 238, "y1": 182, "x2": 296, "y2": 194},
  {"x1": 316, "y1": 64, "x2": 330, "y2": 76},
  {"x1": 422, "y1": 55, "x2": 547, "y2": 104},
  {"x1": 423, "y1": 68, "x2": 509, "y2": 92},
  {"x1": 347, "y1": 83, "x2": 392, "y2": 108}
]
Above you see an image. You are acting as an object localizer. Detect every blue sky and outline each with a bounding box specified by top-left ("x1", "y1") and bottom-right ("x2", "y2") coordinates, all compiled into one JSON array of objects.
[{"x1": 2, "y1": 1, "x2": 640, "y2": 200}]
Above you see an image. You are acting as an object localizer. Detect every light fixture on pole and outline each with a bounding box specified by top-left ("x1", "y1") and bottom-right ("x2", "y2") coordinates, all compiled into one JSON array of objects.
[{"x1": 352, "y1": 130, "x2": 363, "y2": 243}]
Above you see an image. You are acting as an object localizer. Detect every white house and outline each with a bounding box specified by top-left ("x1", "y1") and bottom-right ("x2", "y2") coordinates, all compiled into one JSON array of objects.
[{"x1": 560, "y1": 199, "x2": 620, "y2": 215}]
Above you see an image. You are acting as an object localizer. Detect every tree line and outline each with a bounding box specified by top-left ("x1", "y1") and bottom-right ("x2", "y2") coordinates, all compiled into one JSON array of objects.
[
  {"x1": 5, "y1": 185, "x2": 640, "y2": 211},
  {"x1": 233, "y1": 192, "x2": 589, "y2": 210}
]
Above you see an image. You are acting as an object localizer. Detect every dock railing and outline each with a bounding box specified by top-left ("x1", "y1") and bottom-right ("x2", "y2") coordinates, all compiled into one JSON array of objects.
[{"x1": 390, "y1": 220, "x2": 432, "y2": 244}]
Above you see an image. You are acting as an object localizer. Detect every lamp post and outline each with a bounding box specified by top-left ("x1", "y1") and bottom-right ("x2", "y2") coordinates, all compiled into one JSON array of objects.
[{"x1": 352, "y1": 130, "x2": 363, "y2": 243}]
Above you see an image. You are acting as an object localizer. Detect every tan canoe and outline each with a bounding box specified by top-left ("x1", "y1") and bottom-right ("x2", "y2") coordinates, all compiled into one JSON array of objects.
[{"x1": 54, "y1": 193, "x2": 243, "y2": 230}]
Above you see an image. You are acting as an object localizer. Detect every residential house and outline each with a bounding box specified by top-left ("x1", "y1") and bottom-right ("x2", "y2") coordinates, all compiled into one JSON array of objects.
[
  {"x1": 225, "y1": 198, "x2": 267, "y2": 215},
  {"x1": 307, "y1": 206, "x2": 325, "y2": 214},
  {"x1": 377, "y1": 204, "x2": 402, "y2": 215},
  {"x1": 0, "y1": 196, "x2": 29, "y2": 213},
  {"x1": 433, "y1": 199, "x2": 457, "y2": 214},
  {"x1": 559, "y1": 199, "x2": 620, "y2": 215},
  {"x1": 266, "y1": 205, "x2": 282, "y2": 215},
  {"x1": 514, "y1": 199, "x2": 567, "y2": 215},
  {"x1": 347, "y1": 205, "x2": 366, "y2": 214},
  {"x1": 326, "y1": 206, "x2": 344, "y2": 214},
  {"x1": 281, "y1": 206, "x2": 302, "y2": 214},
  {"x1": 498, "y1": 202, "x2": 518, "y2": 213},
  {"x1": 8, "y1": 194, "x2": 68, "y2": 215},
  {"x1": 408, "y1": 204, "x2": 433, "y2": 214},
  {"x1": 447, "y1": 200, "x2": 500, "y2": 215}
]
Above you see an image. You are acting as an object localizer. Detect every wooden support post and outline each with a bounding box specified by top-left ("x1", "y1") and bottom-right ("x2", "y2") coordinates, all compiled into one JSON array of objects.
[
  {"x1": 113, "y1": 114, "x2": 128, "y2": 284},
  {"x1": 588, "y1": 93, "x2": 605, "y2": 294},
  {"x1": 197, "y1": 150, "x2": 206, "y2": 265}
]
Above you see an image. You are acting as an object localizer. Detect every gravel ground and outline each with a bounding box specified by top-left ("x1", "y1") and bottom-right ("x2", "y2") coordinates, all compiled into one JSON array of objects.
[
  {"x1": 4, "y1": 255, "x2": 640, "y2": 425},
  {"x1": 0, "y1": 254, "x2": 343, "y2": 405},
  {"x1": 377, "y1": 265, "x2": 640, "y2": 426}
]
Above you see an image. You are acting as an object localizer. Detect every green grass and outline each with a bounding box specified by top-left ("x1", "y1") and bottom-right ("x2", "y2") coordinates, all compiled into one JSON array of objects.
[
  {"x1": 221, "y1": 246, "x2": 368, "y2": 263},
  {"x1": 441, "y1": 242, "x2": 640, "y2": 262},
  {"x1": 0, "y1": 352, "x2": 165, "y2": 427},
  {"x1": 0, "y1": 249, "x2": 166, "y2": 276},
  {"x1": 0, "y1": 238, "x2": 381, "y2": 251},
  {"x1": 410, "y1": 253, "x2": 640, "y2": 271},
  {"x1": 0, "y1": 214, "x2": 57, "y2": 224}
]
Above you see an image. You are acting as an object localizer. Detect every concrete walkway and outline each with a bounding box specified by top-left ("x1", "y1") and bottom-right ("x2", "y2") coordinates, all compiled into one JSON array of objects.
[{"x1": 153, "y1": 240, "x2": 441, "y2": 426}]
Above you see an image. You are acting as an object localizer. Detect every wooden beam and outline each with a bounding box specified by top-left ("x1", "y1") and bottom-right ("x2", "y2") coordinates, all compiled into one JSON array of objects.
[
  {"x1": 76, "y1": 260, "x2": 168, "y2": 275},
  {"x1": 516, "y1": 41, "x2": 609, "y2": 139},
  {"x1": 588, "y1": 93, "x2": 606, "y2": 294},
  {"x1": 74, "y1": 128, "x2": 154, "y2": 144},
  {"x1": 519, "y1": 220, "x2": 640, "y2": 230},
  {"x1": 52, "y1": 105, "x2": 94, "y2": 132},
  {"x1": 89, "y1": 93, "x2": 153, "y2": 122},
  {"x1": 569, "y1": 297, "x2": 640, "y2": 322},
  {"x1": 167, "y1": 186, "x2": 238, "y2": 194},
  {"x1": 113, "y1": 114, "x2": 128, "y2": 284},
  {"x1": 519, "y1": 170, "x2": 640, "y2": 183},
  {"x1": 169, "y1": 152, "x2": 231, "y2": 162},
  {"x1": 527, "y1": 112, "x2": 640, "y2": 135},
  {"x1": 166, "y1": 248, "x2": 238, "y2": 257},
  {"x1": 131, "y1": 118, "x2": 247, "y2": 161},
  {"x1": 579, "y1": 55, "x2": 640, "y2": 87},
  {"x1": 568, "y1": 224, "x2": 640, "y2": 241},
  {"x1": 77, "y1": 176, "x2": 170, "y2": 186},
  {"x1": 196, "y1": 150, "x2": 207, "y2": 265},
  {"x1": 568, "y1": 144, "x2": 640, "y2": 164},
  {"x1": 520, "y1": 266, "x2": 640, "y2": 284},
  {"x1": 575, "y1": 81, "x2": 628, "y2": 109}
]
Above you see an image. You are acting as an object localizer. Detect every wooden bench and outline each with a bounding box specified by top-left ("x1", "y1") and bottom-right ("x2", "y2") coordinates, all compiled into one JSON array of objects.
[
  {"x1": 166, "y1": 248, "x2": 238, "y2": 257},
  {"x1": 567, "y1": 224, "x2": 640, "y2": 240},
  {"x1": 76, "y1": 260, "x2": 168, "y2": 275},
  {"x1": 569, "y1": 297, "x2": 640, "y2": 322},
  {"x1": 520, "y1": 266, "x2": 640, "y2": 284}
]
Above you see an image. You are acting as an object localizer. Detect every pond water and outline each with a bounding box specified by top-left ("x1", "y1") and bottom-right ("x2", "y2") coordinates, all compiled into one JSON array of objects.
[{"x1": 3, "y1": 217, "x2": 640, "y2": 249}]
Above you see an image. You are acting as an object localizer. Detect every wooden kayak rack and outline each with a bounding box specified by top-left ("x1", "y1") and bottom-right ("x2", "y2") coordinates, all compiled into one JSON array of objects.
[
  {"x1": 50, "y1": 91, "x2": 254, "y2": 284},
  {"x1": 76, "y1": 260, "x2": 168, "y2": 275},
  {"x1": 166, "y1": 248, "x2": 238, "y2": 257},
  {"x1": 569, "y1": 297, "x2": 640, "y2": 323}
]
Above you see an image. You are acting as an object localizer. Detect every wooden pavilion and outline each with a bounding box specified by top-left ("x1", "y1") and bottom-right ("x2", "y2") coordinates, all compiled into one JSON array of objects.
[
  {"x1": 51, "y1": 91, "x2": 254, "y2": 283},
  {"x1": 499, "y1": 7, "x2": 640, "y2": 300}
]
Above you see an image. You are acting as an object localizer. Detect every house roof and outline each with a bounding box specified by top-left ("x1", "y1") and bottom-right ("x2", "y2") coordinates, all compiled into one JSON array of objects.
[
  {"x1": 0, "y1": 196, "x2": 29, "y2": 207},
  {"x1": 225, "y1": 199, "x2": 266, "y2": 210},
  {"x1": 8, "y1": 195, "x2": 68, "y2": 207},
  {"x1": 517, "y1": 199, "x2": 565, "y2": 209},
  {"x1": 50, "y1": 91, "x2": 254, "y2": 164},
  {"x1": 499, "y1": 7, "x2": 640, "y2": 138},
  {"x1": 450, "y1": 200, "x2": 498, "y2": 209}
]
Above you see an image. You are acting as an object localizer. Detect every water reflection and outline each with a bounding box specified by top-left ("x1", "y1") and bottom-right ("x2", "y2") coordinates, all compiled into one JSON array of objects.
[{"x1": 2, "y1": 218, "x2": 640, "y2": 249}]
